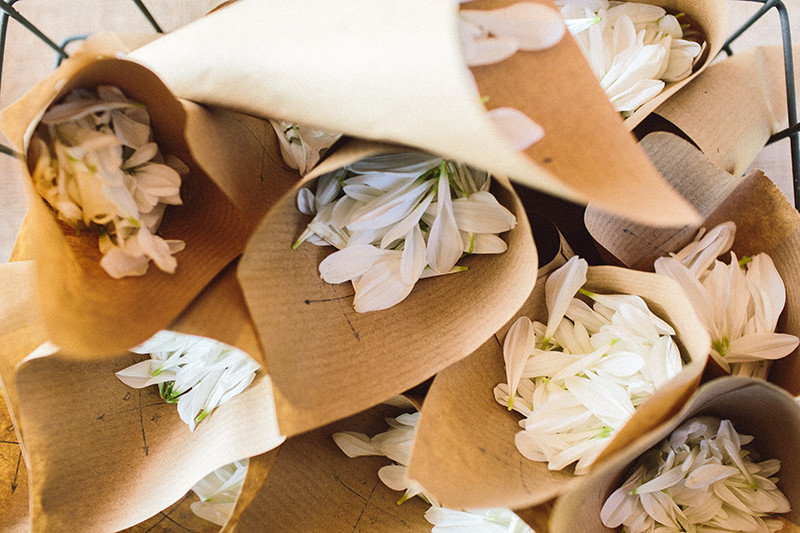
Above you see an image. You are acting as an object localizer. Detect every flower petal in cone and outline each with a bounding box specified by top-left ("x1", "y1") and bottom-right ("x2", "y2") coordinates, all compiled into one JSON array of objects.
[
  {"x1": 408, "y1": 265, "x2": 708, "y2": 511},
  {"x1": 237, "y1": 141, "x2": 537, "y2": 436},
  {"x1": 1, "y1": 52, "x2": 292, "y2": 357}
]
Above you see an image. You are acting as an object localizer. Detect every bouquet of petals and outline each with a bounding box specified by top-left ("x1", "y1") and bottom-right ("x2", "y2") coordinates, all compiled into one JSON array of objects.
[
  {"x1": 549, "y1": 378, "x2": 800, "y2": 533},
  {"x1": 294, "y1": 152, "x2": 517, "y2": 312},
  {"x1": 586, "y1": 133, "x2": 800, "y2": 392},
  {"x1": 496, "y1": 256, "x2": 685, "y2": 474},
  {"x1": 408, "y1": 262, "x2": 709, "y2": 511}
]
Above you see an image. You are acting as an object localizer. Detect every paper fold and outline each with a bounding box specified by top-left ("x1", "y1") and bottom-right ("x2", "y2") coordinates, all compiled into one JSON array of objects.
[{"x1": 128, "y1": 0, "x2": 701, "y2": 227}]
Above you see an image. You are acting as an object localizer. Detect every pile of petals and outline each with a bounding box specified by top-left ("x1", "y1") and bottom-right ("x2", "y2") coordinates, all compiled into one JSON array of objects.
[
  {"x1": 601, "y1": 416, "x2": 791, "y2": 532},
  {"x1": 495, "y1": 256, "x2": 683, "y2": 474},
  {"x1": 190, "y1": 459, "x2": 249, "y2": 526},
  {"x1": 294, "y1": 153, "x2": 517, "y2": 312},
  {"x1": 654, "y1": 222, "x2": 799, "y2": 379},
  {"x1": 557, "y1": 0, "x2": 704, "y2": 114},
  {"x1": 30, "y1": 85, "x2": 189, "y2": 278},
  {"x1": 269, "y1": 120, "x2": 342, "y2": 175},
  {"x1": 115, "y1": 331, "x2": 260, "y2": 431},
  {"x1": 333, "y1": 411, "x2": 534, "y2": 532}
]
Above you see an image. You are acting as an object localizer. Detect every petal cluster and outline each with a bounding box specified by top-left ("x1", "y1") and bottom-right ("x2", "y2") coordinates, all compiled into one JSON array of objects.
[
  {"x1": 333, "y1": 411, "x2": 533, "y2": 532},
  {"x1": 269, "y1": 120, "x2": 342, "y2": 175},
  {"x1": 495, "y1": 256, "x2": 683, "y2": 474},
  {"x1": 294, "y1": 153, "x2": 517, "y2": 312},
  {"x1": 31, "y1": 85, "x2": 188, "y2": 278},
  {"x1": 116, "y1": 330, "x2": 260, "y2": 431},
  {"x1": 190, "y1": 459, "x2": 249, "y2": 526},
  {"x1": 557, "y1": 0, "x2": 704, "y2": 115},
  {"x1": 601, "y1": 417, "x2": 791, "y2": 533},
  {"x1": 654, "y1": 222, "x2": 799, "y2": 378}
]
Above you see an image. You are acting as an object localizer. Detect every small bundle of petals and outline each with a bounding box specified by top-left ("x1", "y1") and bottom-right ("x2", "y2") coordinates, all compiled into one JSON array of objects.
[
  {"x1": 294, "y1": 153, "x2": 517, "y2": 312},
  {"x1": 269, "y1": 120, "x2": 342, "y2": 175},
  {"x1": 31, "y1": 85, "x2": 189, "y2": 278},
  {"x1": 190, "y1": 459, "x2": 249, "y2": 526},
  {"x1": 116, "y1": 330, "x2": 260, "y2": 431},
  {"x1": 557, "y1": 0, "x2": 704, "y2": 115},
  {"x1": 333, "y1": 412, "x2": 533, "y2": 532},
  {"x1": 654, "y1": 222, "x2": 799, "y2": 379},
  {"x1": 601, "y1": 416, "x2": 791, "y2": 532},
  {"x1": 495, "y1": 256, "x2": 683, "y2": 474}
]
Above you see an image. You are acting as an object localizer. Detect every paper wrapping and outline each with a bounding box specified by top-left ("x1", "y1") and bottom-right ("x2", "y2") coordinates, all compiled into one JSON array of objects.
[
  {"x1": 621, "y1": 0, "x2": 729, "y2": 128},
  {"x1": 127, "y1": 0, "x2": 701, "y2": 227},
  {"x1": 585, "y1": 132, "x2": 800, "y2": 394},
  {"x1": 408, "y1": 264, "x2": 710, "y2": 512},
  {"x1": 648, "y1": 44, "x2": 800, "y2": 177},
  {"x1": 549, "y1": 377, "x2": 800, "y2": 532},
  {"x1": 237, "y1": 140, "x2": 538, "y2": 436},
  {"x1": 0, "y1": 33, "x2": 299, "y2": 357},
  {"x1": 0, "y1": 259, "x2": 284, "y2": 533},
  {"x1": 229, "y1": 403, "x2": 432, "y2": 532}
]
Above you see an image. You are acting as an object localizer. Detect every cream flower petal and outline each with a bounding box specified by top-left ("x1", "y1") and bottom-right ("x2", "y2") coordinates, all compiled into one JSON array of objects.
[
  {"x1": 451, "y1": 191, "x2": 517, "y2": 234},
  {"x1": 426, "y1": 165, "x2": 463, "y2": 274},
  {"x1": 352, "y1": 259, "x2": 414, "y2": 313},
  {"x1": 380, "y1": 190, "x2": 434, "y2": 248},
  {"x1": 488, "y1": 107, "x2": 545, "y2": 151},
  {"x1": 400, "y1": 224, "x2": 427, "y2": 285},
  {"x1": 544, "y1": 256, "x2": 588, "y2": 342},
  {"x1": 347, "y1": 179, "x2": 434, "y2": 231},
  {"x1": 332, "y1": 431, "x2": 383, "y2": 457},
  {"x1": 461, "y1": 2, "x2": 565, "y2": 51},
  {"x1": 319, "y1": 245, "x2": 399, "y2": 284},
  {"x1": 503, "y1": 317, "x2": 536, "y2": 407},
  {"x1": 724, "y1": 333, "x2": 799, "y2": 363}
]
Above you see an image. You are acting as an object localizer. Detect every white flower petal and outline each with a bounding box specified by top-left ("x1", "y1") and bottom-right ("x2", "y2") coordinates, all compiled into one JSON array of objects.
[{"x1": 488, "y1": 107, "x2": 544, "y2": 151}]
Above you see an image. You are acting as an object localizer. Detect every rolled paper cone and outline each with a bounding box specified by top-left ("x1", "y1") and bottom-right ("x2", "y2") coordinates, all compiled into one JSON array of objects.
[
  {"x1": 232, "y1": 404, "x2": 432, "y2": 532},
  {"x1": 128, "y1": 0, "x2": 701, "y2": 227},
  {"x1": 548, "y1": 377, "x2": 800, "y2": 533},
  {"x1": 585, "y1": 132, "x2": 800, "y2": 394},
  {"x1": 1, "y1": 48, "x2": 262, "y2": 357},
  {"x1": 642, "y1": 44, "x2": 800, "y2": 176},
  {"x1": 0, "y1": 261, "x2": 284, "y2": 533},
  {"x1": 407, "y1": 265, "x2": 709, "y2": 510},
  {"x1": 620, "y1": 0, "x2": 729, "y2": 129},
  {"x1": 237, "y1": 140, "x2": 539, "y2": 437}
]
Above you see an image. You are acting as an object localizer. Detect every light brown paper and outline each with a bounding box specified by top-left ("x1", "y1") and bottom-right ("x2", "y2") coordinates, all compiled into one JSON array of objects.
[
  {"x1": 408, "y1": 265, "x2": 709, "y2": 511},
  {"x1": 621, "y1": 0, "x2": 729, "y2": 128},
  {"x1": 128, "y1": 0, "x2": 701, "y2": 227},
  {"x1": 230, "y1": 403, "x2": 432, "y2": 532},
  {"x1": 1, "y1": 52, "x2": 255, "y2": 357},
  {"x1": 237, "y1": 141, "x2": 538, "y2": 436},
  {"x1": 585, "y1": 132, "x2": 800, "y2": 394},
  {"x1": 0, "y1": 260, "x2": 284, "y2": 533},
  {"x1": 0, "y1": 393, "x2": 28, "y2": 533},
  {"x1": 549, "y1": 377, "x2": 800, "y2": 533},
  {"x1": 649, "y1": 44, "x2": 800, "y2": 177}
]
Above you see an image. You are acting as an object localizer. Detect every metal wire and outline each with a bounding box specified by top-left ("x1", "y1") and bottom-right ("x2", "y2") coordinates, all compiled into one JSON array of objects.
[{"x1": 722, "y1": 0, "x2": 799, "y2": 209}]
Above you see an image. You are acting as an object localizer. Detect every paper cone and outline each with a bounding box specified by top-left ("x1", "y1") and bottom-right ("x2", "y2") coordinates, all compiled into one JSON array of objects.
[
  {"x1": 128, "y1": 0, "x2": 701, "y2": 227},
  {"x1": 237, "y1": 140, "x2": 538, "y2": 436},
  {"x1": 0, "y1": 36, "x2": 299, "y2": 357},
  {"x1": 0, "y1": 260, "x2": 284, "y2": 533},
  {"x1": 549, "y1": 377, "x2": 800, "y2": 532},
  {"x1": 0, "y1": 393, "x2": 28, "y2": 533},
  {"x1": 585, "y1": 132, "x2": 800, "y2": 393},
  {"x1": 408, "y1": 265, "x2": 709, "y2": 511},
  {"x1": 230, "y1": 403, "x2": 432, "y2": 532},
  {"x1": 621, "y1": 0, "x2": 729, "y2": 128},
  {"x1": 644, "y1": 44, "x2": 800, "y2": 177}
]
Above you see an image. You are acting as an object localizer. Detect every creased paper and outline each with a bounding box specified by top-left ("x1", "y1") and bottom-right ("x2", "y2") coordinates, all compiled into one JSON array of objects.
[{"x1": 128, "y1": 0, "x2": 700, "y2": 226}]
